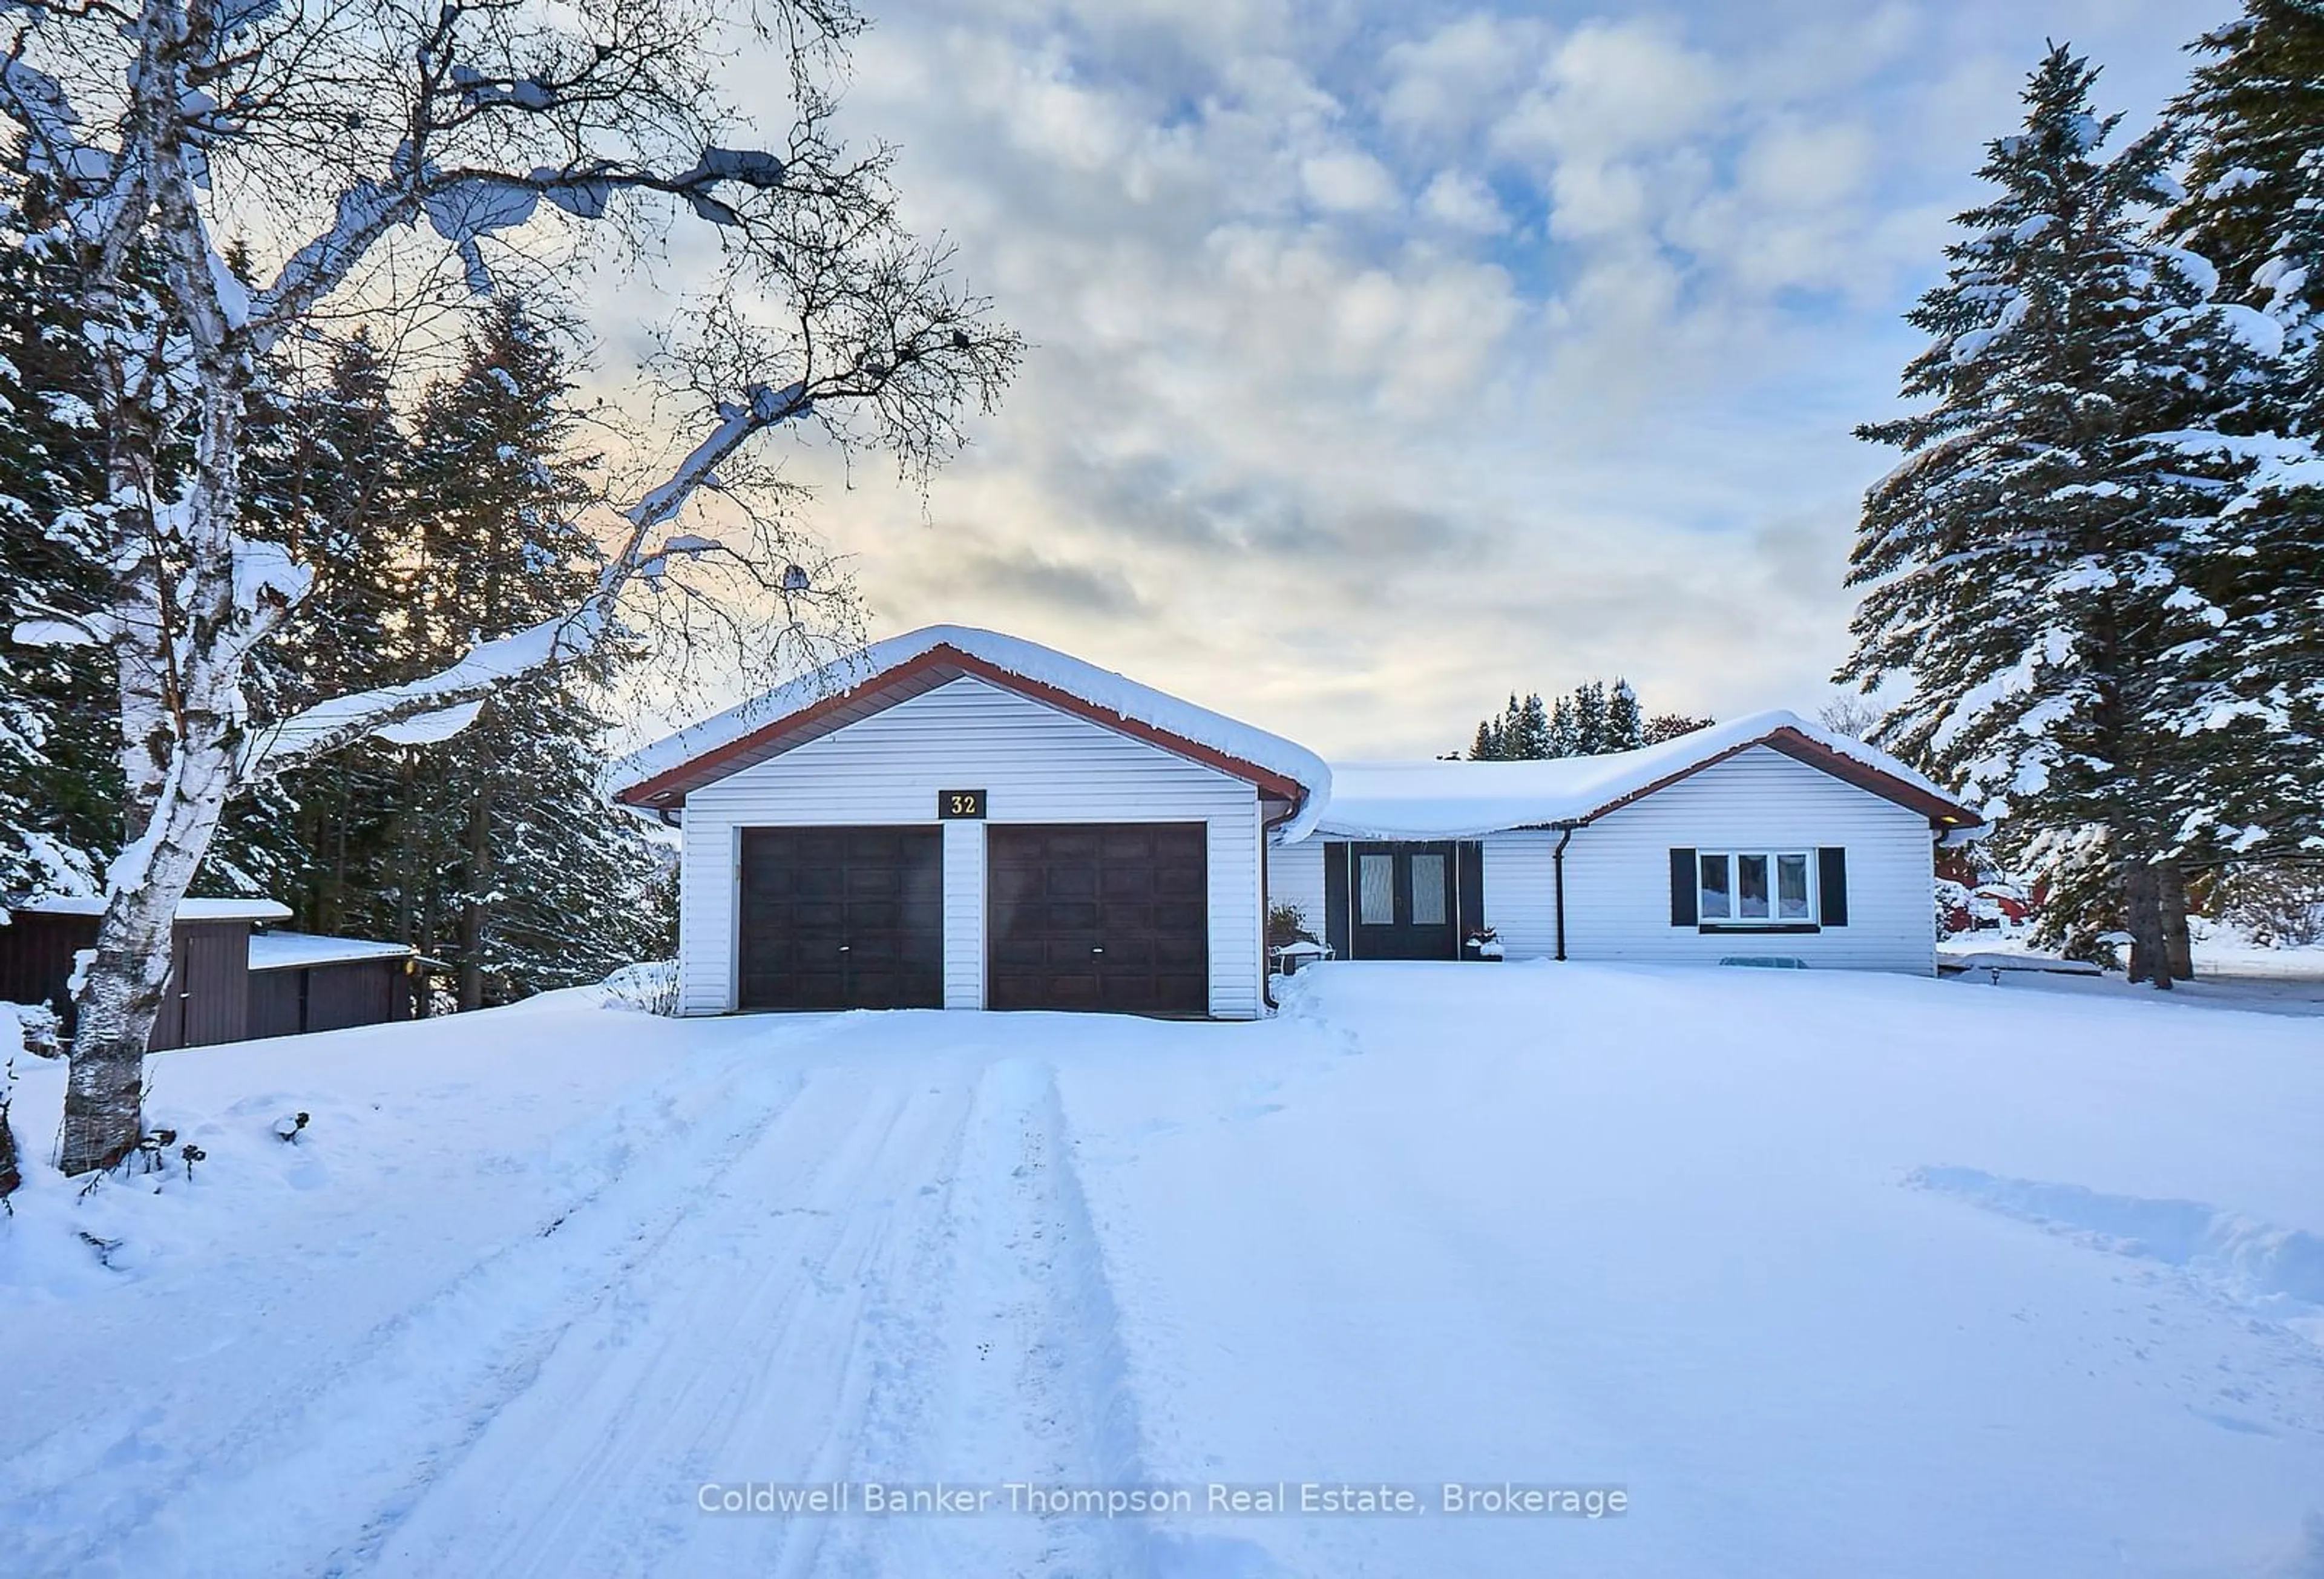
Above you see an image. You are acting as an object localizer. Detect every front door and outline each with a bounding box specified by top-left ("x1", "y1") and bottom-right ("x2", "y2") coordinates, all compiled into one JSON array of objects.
[{"x1": 1350, "y1": 841, "x2": 1460, "y2": 960}]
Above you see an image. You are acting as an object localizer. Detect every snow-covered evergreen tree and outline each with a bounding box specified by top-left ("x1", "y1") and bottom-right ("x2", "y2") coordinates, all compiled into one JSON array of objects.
[
  {"x1": 1471, "y1": 715, "x2": 1504, "y2": 761},
  {"x1": 1643, "y1": 713, "x2": 1715, "y2": 745},
  {"x1": 1514, "y1": 693, "x2": 1550, "y2": 758},
  {"x1": 2158, "y1": 1, "x2": 2324, "y2": 869},
  {"x1": 1604, "y1": 680, "x2": 1644, "y2": 753},
  {"x1": 402, "y1": 303, "x2": 666, "y2": 1006},
  {"x1": 209, "y1": 330, "x2": 419, "y2": 921},
  {"x1": 1547, "y1": 695, "x2": 1580, "y2": 757},
  {"x1": 2168, "y1": 0, "x2": 2324, "y2": 329},
  {"x1": 1466, "y1": 679, "x2": 1673, "y2": 758},
  {"x1": 1839, "y1": 46, "x2": 2286, "y2": 982},
  {"x1": 0, "y1": 154, "x2": 119, "y2": 903}
]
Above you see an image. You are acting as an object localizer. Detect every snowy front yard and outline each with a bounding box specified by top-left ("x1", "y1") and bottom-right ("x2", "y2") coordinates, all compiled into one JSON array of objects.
[{"x1": 4, "y1": 963, "x2": 2320, "y2": 1578}]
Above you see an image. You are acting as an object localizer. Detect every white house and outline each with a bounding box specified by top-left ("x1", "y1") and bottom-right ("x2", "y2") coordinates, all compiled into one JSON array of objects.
[
  {"x1": 1267, "y1": 717, "x2": 1981, "y2": 974},
  {"x1": 611, "y1": 626, "x2": 1982, "y2": 1019}
]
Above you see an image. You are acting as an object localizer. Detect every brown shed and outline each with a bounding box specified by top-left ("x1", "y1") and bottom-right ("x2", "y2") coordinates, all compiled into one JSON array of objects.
[
  {"x1": 0, "y1": 897, "x2": 292, "y2": 1049},
  {"x1": 245, "y1": 933, "x2": 424, "y2": 1039}
]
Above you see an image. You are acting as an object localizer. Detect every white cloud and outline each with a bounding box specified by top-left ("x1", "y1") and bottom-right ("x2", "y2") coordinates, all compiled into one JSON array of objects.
[
  {"x1": 1300, "y1": 148, "x2": 1400, "y2": 213},
  {"x1": 1417, "y1": 169, "x2": 1508, "y2": 234},
  {"x1": 1379, "y1": 13, "x2": 1550, "y2": 143},
  {"x1": 601, "y1": 0, "x2": 2222, "y2": 757},
  {"x1": 1492, "y1": 18, "x2": 1727, "y2": 167}
]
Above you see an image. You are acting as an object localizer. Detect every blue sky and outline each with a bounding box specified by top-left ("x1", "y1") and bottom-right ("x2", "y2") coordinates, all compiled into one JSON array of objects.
[{"x1": 706, "y1": 0, "x2": 2229, "y2": 757}]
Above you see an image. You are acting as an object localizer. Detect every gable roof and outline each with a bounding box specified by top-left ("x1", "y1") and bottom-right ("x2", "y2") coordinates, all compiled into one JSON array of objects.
[
  {"x1": 1299, "y1": 712, "x2": 1980, "y2": 842},
  {"x1": 611, "y1": 625, "x2": 1333, "y2": 834}
]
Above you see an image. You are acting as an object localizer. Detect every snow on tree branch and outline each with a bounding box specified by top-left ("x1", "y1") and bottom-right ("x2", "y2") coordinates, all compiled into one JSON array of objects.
[{"x1": 244, "y1": 378, "x2": 816, "y2": 777}]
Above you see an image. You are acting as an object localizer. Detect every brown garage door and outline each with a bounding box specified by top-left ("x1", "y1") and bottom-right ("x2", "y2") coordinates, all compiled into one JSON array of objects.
[
  {"x1": 739, "y1": 827, "x2": 943, "y2": 1010},
  {"x1": 988, "y1": 823, "x2": 1208, "y2": 1014}
]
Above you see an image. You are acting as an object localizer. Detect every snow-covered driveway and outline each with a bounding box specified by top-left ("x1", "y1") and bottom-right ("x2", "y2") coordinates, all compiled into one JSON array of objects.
[{"x1": 4, "y1": 963, "x2": 2320, "y2": 1577}]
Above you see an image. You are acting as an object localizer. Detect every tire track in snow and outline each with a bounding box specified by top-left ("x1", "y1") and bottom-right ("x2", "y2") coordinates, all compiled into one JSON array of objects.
[
  {"x1": 805, "y1": 1056, "x2": 1164, "y2": 1579},
  {"x1": 15, "y1": 1017, "x2": 840, "y2": 1579},
  {"x1": 358, "y1": 1052, "x2": 986, "y2": 1579}
]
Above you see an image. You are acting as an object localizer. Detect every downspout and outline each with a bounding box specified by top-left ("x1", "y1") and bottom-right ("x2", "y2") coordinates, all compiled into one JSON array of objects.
[{"x1": 1551, "y1": 821, "x2": 1581, "y2": 962}]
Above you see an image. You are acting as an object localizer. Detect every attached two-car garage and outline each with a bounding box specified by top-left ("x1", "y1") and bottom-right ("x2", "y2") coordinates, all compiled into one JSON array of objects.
[
  {"x1": 736, "y1": 821, "x2": 1211, "y2": 1015},
  {"x1": 617, "y1": 626, "x2": 1326, "y2": 1022}
]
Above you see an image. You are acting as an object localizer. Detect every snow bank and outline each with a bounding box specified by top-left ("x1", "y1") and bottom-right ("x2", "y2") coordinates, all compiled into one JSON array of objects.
[
  {"x1": 612, "y1": 625, "x2": 1334, "y2": 838},
  {"x1": 1299, "y1": 711, "x2": 1971, "y2": 841}
]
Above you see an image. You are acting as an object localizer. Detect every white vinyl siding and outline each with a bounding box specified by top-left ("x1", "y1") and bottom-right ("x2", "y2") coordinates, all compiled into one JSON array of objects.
[
  {"x1": 942, "y1": 819, "x2": 986, "y2": 1009},
  {"x1": 1477, "y1": 831, "x2": 1560, "y2": 959},
  {"x1": 676, "y1": 675, "x2": 1266, "y2": 1017},
  {"x1": 1465, "y1": 746, "x2": 1934, "y2": 973}
]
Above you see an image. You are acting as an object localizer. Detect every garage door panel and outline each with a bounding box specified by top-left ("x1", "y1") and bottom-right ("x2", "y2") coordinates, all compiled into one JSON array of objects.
[
  {"x1": 986, "y1": 822, "x2": 1209, "y2": 1016},
  {"x1": 1157, "y1": 867, "x2": 1204, "y2": 899},
  {"x1": 1155, "y1": 934, "x2": 1204, "y2": 968},
  {"x1": 1100, "y1": 864, "x2": 1154, "y2": 898},
  {"x1": 1037, "y1": 870, "x2": 1098, "y2": 901},
  {"x1": 1035, "y1": 901, "x2": 1101, "y2": 932}
]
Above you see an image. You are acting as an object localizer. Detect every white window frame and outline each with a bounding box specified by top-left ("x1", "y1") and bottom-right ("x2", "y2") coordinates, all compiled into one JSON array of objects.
[{"x1": 1698, "y1": 850, "x2": 1817, "y2": 928}]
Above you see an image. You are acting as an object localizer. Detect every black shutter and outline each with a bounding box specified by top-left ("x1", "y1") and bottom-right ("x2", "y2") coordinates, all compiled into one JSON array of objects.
[
  {"x1": 1819, "y1": 847, "x2": 1849, "y2": 927},
  {"x1": 1456, "y1": 841, "x2": 1485, "y2": 939},
  {"x1": 1669, "y1": 849, "x2": 1697, "y2": 927},
  {"x1": 1324, "y1": 842, "x2": 1351, "y2": 958}
]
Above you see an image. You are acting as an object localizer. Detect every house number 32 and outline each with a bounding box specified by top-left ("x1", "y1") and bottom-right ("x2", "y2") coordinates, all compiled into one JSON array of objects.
[{"x1": 937, "y1": 789, "x2": 987, "y2": 819}]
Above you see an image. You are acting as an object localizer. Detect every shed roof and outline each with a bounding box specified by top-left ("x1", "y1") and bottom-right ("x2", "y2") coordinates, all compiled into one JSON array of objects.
[
  {"x1": 247, "y1": 931, "x2": 416, "y2": 971},
  {"x1": 15, "y1": 896, "x2": 294, "y2": 924},
  {"x1": 1298, "y1": 712, "x2": 1980, "y2": 841},
  {"x1": 611, "y1": 626, "x2": 1333, "y2": 837}
]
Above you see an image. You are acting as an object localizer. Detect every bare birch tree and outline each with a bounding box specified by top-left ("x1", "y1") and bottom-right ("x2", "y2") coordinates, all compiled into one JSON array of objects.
[{"x1": 1, "y1": 0, "x2": 1017, "y2": 1172}]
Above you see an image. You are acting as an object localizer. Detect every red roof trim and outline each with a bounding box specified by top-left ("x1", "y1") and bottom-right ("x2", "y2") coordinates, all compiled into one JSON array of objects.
[
  {"x1": 1571, "y1": 726, "x2": 1981, "y2": 829},
  {"x1": 615, "y1": 643, "x2": 1307, "y2": 807}
]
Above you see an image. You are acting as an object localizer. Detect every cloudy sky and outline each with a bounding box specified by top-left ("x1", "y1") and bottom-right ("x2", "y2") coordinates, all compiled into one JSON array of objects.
[{"x1": 696, "y1": 0, "x2": 2225, "y2": 758}]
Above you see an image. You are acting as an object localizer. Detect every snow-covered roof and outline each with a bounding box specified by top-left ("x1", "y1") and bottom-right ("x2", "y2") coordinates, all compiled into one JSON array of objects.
[
  {"x1": 612, "y1": 625, "x2": 1334, "y2": 839},
  {"x1": 15, "y1": 896, "x2": 294, "y2": 923},
  {"x1": 247, "y1": 931, "x2": 416, "y2": 971},
  {"x1": 1294, "y1": 712, "x2": 1978, "y2": 842}
]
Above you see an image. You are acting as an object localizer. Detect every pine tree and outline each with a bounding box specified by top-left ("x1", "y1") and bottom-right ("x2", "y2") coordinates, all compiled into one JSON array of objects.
[
  {"x1": 2158, "y1": 1, "x2": 2324, "y2": 872},
  {"x1": 1604, "y1": 680, "x2": 1644, "y2": 752},
  {"x1": 1643, "y1": 713, "x2": 1715, "y2": 745},
  {"x1": 1547, "y1": 695, "x2": 1580, "y2": 757},
  {"x1": 1468, "y1": 679, "x2": 1675, "y2": 758},
  {"x1": 0, "y1": 154, "x2": 121, "y2": 902},
  {"x1": 1839, "y1": 45, "x2": 2283, "y2": 983},
  {"x1": 1515, "y1": 693, "x2": 1550, "y2": 758},
  {"x1": 1571, "y1": 681, "x2": 1608, "y2": 755},
  {"x1": 401, "y1": 301, "x2": 666, "y2": 1006},
  {"x1": 209, "y1": 329, "x2": 421, "y2": 924},
  {"x1": 2167, "y1": 1, "x2": 2324, "y2": 326}
]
